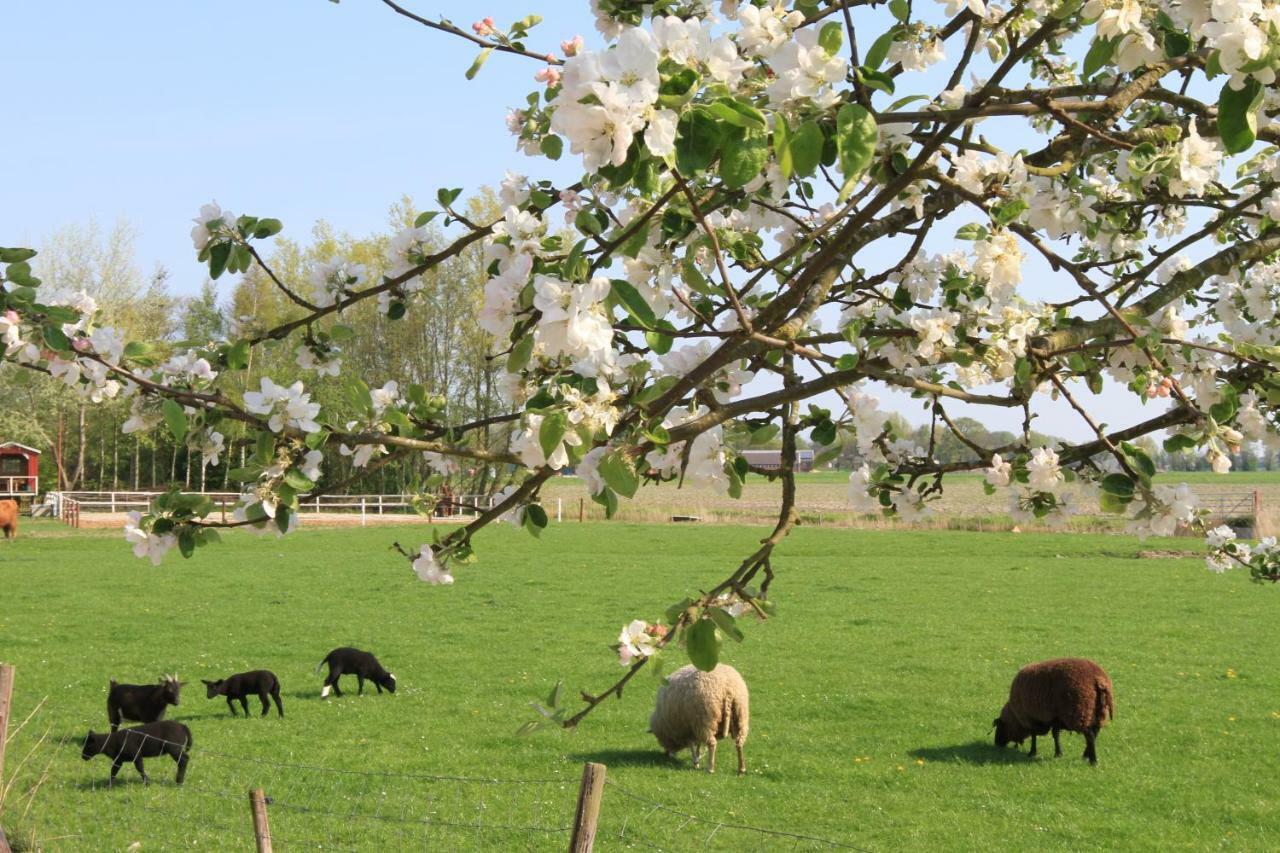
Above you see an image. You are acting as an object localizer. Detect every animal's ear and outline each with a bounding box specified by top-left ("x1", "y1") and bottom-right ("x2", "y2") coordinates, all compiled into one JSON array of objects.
[{"x1": 201, "y1": 680, "x2": 212, "y2": 686}]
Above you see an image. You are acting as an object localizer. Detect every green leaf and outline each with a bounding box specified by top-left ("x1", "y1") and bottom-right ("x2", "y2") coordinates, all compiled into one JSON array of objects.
[
  {"x1": 818, "y1": 21, "x2": 844, "y2": 56},
  {"x1": 1219, "y1": 78, "x2": 1263, "y2": 155},
  {"x1": 686, "y1": 619, "x2": 722, "y2": 672},
  {"x1": 41, "y1": 324, "x2": 71, "y2": 352},
  {"x1": 835, "y1": 353, "x2": 859, "y2": 371},
  {"x1": 539, "y1": 412, "x2": 567, "y2": 461},
  {"x1": 465, "y1": 47, "x2": 492, "y2": 80},
  {"x1": 1163, "y1": 433, "x2": 1196, "y2": 453},
  {"x1": 208, "y1": 242, "x2": 231, "y2": 280},
  {"x1": 0, "y1": 247, "x2": 37, "y2": 263},
  {"x1": 658, "y1": 66, "x2": 701, "y2": 108},
  {"x1": 718, "y1": 130, "x2": 768, "y2": 189},
  {"x1": 864, "y1": 28, "x2": 897, "y2": 70},
  {"x1": 574, "y1": 208, "x2": 606, "y2": 236},
  {"x1": 1098, "y1": 490, "x2": 1131, "y2": 514},
  {"x1": 675, "y1": 107, "x2": 728, "y2": 175},
  {"x1": 252, "y1": 218, "x2": 283, "y2": 239},
  {"x1": 708, "y1": 97, "x2": 767, "y2": 130},
  {"x1": 539, "y1": 134, "x2": 563, "y2": 160},
  {"x1": 954, "y1": 223, "x2": 988, "y2": 241},
  {"x1": 611, "y1": 279, "x2": 657, "y2": 329},
  {"x1": 162, "y1": 399, "x2": 188, "y2": 443},
  {"x1": 749, "y1": 424, "x2": 780, "y2": 446},
  {"x1": 993, "y1": 199, "x2": 1027, "y2": 226},
  {"x1": 598, "y1": 451, "x2": 640, "y2": 499},
  {"x1": 1100, "y1": 473, "x2": 1135, "y2": 497},
  {"x1": 178, "y1": 528, "x2": 196, "y2": 559},
  {"x1": 413, "y1": 211, "x2": 440, "y2": 228},
  {"x1": 708, "y1": 607, "x2": 745, "y2": 642},
  {"x1": 645, "y1": 324, "x2": 674, "y2": 355},
  {"x1": 888, "y1": 0, "x2": 909, "y2": 21},
  {"x1": 524, "y1": 503, "x2": 548, "y2": 537},
  {"x1": 225, "y1": 340, "x2": 251, "y2": 370},
  {"x1": 1082, "y1": 37, "x2": 1115, "y2": 78},
  {"x1": 857, "y1": 66, "x2": 895, "y2": 95},
  {"x1": 254, "y1": 430, "x2": 276, "y2": 465},
  {"x1": 811, "y1": 420, "x2": 837, "y2": 448},
  {"x1": 283, "y1": 469, "x2": 315, "y2": 492},
  {"x1": 508, "y1": 333, "x2": 536, "y2": 373},
  {"x1": 835, "y1": 104, "x2": 877, "y2": 198},
  {"x1": 787, "y1": 120, "x2": 824, "y2": 179}
]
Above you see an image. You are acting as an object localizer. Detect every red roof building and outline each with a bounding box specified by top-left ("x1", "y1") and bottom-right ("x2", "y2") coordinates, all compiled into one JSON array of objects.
[{"x1": 0, "y1": 442, "x2": 41, "y2": 497}]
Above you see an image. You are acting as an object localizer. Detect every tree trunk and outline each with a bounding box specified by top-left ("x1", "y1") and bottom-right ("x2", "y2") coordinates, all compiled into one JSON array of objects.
[{"x1": 68, "y1": 403, "x2": 87, "y2": 489}]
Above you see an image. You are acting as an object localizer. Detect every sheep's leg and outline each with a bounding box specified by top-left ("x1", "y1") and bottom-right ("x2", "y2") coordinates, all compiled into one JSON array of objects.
[
  {"x1": 357, "y1": 675, "x2": 365, "y2": 695},
  {"x1": 707, "y1": 738, "x2": 718, "y2": 774},
  {"x1": 735, "y1": 739, "x2": 746, "y2": 776},
  {"x1": 110, "y1": 758, "x2": 125, "y2": 786},
  {"x1": 175, "y1": 750, "x2": 189, "y2": 785},
  {"x1": 272, "y1": 689, "x2": 284, "y2": 718},
  {"x1": 240, "y1": 696, "x2": 250, "y2": 716},
  {"x1": 133, "y1": 757, "x2": 150, "y2": 784},
  {"x1": 375, "y1": 681, "x2": 383, "y2": 694},
  {"x1": 1028, "y1": 735, "x2": 1037, "y2": 758},
  {"x1": 108, "y1": 702, "x2": 121, "y2": 733},
  {"x1": 259, "y1": 689, "x2": 271, "y2": 716},
  {"x1": 226, "y1": 696, "x2": 237, "y2": 716},
  {"x1": 690, "y1": 745, "x2": 701, "y2": 769},
  {"x1": 1083, "y1": 729, "x2": 1098, "y2": 765},
  {"x1": 1052, "y1": 725, "x2": 1063, "y2": 758}
]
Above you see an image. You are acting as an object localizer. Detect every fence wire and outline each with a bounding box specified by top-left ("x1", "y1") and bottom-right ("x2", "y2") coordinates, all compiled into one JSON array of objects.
[
  {"x1": 601, "y1": 779, "x2": 870, "y2": 852},
  {"x1": 5, "y1": 717, "x2": 867, "y2": 851}
]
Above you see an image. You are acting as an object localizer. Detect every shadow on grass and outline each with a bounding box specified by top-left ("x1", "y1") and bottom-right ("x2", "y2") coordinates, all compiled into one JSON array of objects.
[
  {"x1": 72, "y1": 776, "x2": 180, "y2": 791},
  {"x1": 567, "y1": 748, "x2": 683, "y2": 770},
  {"x1": 909, "y1": 741, "x2": 1031, "y2": 766}
]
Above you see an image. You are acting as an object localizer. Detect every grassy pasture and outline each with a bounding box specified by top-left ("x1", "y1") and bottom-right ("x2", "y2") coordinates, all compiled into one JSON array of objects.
[{"x1": 1, "y1": 519, "x2": 1278, "y2": 850}]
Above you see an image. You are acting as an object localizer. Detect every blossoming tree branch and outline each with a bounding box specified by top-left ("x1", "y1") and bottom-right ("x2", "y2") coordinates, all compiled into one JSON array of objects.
[{"x1": 4, "y1": 0, "x2": 1280, "y2": 726}]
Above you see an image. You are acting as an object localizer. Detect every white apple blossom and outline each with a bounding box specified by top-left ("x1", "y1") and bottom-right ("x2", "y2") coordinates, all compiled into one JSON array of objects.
[
  {"x1": 191, "y1": 201, "x2": 235, "y2": 251},
  {"x1": 617, "y1": 619, "x2": 658, "y2": 666},
  {"x1": 1026, "y1": 447, "x2": 1064, "y2": 493},
  {"x1": 243, "y1": 377, "x2": 322, "y2": 433},
  {"x1": 847, "y1": 464, "x2": 881, "y2": 512},
  {"x1": 985, "y1": 454, "x2": 1013, "y2": 487},
  {"x1": 123, "y1": 511, "x2": 178, "y2": 566},
  {"x1": 412, "y1": 546, "x2": 455, "y2": 585}
]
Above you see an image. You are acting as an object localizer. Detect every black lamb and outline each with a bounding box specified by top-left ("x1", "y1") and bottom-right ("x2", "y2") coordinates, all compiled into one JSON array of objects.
[
  {"x1": 316, "y1": 647, "x2": 396, "y2": 697},
  {"x1": 107, "y1": 674, "x2": 181, "y2": 731},
  {"x1": 203, "y1": 670, "x2": 284, "y2": 717},
  {"x1": 81, "y1": 720, "x2": 192, "y2": 785}
]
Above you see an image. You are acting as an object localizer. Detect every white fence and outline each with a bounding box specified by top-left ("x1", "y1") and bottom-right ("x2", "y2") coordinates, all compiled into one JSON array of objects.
[{"x1": 45, "y1": 491, "x2": 563, "y2": 527}]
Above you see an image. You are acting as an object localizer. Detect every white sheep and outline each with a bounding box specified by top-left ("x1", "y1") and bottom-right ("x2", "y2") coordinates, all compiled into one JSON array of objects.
[{"x1": 649, "y1": 664, "x2": 750, "y2": 775}]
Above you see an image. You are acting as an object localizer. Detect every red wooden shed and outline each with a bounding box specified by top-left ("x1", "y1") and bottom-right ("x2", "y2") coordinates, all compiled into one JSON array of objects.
[{"x1": 0, "y1": 442, "x2": 40, "y2": 497}]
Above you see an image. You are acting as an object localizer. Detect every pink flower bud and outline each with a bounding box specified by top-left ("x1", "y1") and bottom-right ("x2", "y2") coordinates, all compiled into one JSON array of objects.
[
  {"x1": 534, "y1": 66, "x2": 562, "y2": 86},
  {"x1": 561, "y1": 35, "x2": 584, "y2": 57},
  {"x1": 72, "y1": 337, "x2": 91, "y2": 352},
  {"x1": 471, "y1": 18, "x2": 494, "y2": 36},
  {"x1": 2, "y1": 310, "x2": 18, "y2": 324}
]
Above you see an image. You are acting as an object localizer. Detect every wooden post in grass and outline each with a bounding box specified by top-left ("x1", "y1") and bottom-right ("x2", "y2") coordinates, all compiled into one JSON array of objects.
[
  {"x1": 579, "y1": 498, "x2": 584, "y2": 523},
  {"x1": 0, "y1": 664, "x2": 14, "y2": 798},
  {"x1": 568, "y1": 761, "x2": 606, "y2": 853},
  {"x1": 248, "y1": 788, "x2": 273, "y2": 853}
]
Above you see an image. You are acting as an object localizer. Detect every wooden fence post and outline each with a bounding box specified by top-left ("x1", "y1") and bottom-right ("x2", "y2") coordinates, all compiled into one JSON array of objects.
[
  {"x1": 579, "y1": 498, "x2": 585, "y2": 523},
  {"x1": 0, "y1": 664, "x2": 14, "y2": 801},
  {"x1": 0, "y1": 662, "x2": 14, "y2": 853},
  {"x1": 568, "y1": 761, "x2": 606, "y2": 853},
  {"x1": 248, "y1": 788, "x2": 273, "y2": 853}
]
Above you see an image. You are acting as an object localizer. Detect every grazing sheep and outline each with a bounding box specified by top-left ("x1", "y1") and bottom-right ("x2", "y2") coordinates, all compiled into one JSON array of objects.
[
  {"x1": 108, "y1": 675, "x2": 182, "y2": 731},
  {"x1": 202, "y1": 670, "x2": 284, "y2": 718},
  {"x1": 0, "y1": 498, "x2": 17, "y2": 540},
  {"x1": 316, "y1": 647, "x2": 396, "y2": 698},
  {"x1": 994, "y1": 657, "x2": 1115, "y2": 764},
  {"x1": 649, "y1": 664, "x2": 750, "y2": 775},
  {"x1": 81, "y1": 720, "x2": 192, "y2": 786}
]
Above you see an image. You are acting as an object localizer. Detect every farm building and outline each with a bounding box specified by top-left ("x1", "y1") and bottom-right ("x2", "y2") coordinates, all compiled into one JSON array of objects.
[
  {"x1": 739, "y1": 449, "x2": 816, "y2": 472},
  {"x1": 0, "y1": 442, "x2": 41, "y2": 497}
]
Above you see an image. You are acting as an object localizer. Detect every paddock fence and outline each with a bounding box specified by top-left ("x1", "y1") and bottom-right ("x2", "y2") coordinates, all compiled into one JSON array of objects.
[
  {"x1": 44, "y1": 491, "x2": 564, "y2": 529},
  {"x1": 0, "y1": 667, "x2": 861, "y2": 851}
]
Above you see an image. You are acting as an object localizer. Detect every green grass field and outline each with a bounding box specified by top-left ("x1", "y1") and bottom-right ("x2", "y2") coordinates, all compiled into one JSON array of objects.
[{"x1": 2, "y1": 519, "x2": 1278, "y2": 851}]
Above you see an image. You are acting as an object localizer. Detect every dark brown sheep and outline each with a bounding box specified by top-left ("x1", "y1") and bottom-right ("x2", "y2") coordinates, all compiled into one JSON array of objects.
[{"x1": 994, "y1": 658, "x2": 1114, "y2": 764}]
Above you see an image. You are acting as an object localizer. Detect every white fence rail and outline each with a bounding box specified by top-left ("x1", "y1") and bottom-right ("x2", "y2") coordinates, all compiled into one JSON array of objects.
[
  {"x1": 45, "y1": 491, "x2": 563, "y2": 527},
  {"x1": 0, "y1": 474, "x2": 38, "y2": 496}
]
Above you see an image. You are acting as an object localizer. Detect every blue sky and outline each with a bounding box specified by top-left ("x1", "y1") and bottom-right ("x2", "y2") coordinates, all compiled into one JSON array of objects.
[
  {"x1": 4, "y1": 1, "x2": 594, "y2": 282},
  {"x1": 4, "y1": 1, "x2": 1149, "y2": 440}
]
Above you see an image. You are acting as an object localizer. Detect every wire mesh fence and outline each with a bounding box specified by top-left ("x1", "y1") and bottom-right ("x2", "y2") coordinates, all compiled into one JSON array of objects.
[{"x1": 1, "y1": 670, "x2": 860, "y2": 851}]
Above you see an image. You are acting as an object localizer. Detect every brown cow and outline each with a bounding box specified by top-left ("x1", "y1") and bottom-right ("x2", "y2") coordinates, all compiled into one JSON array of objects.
[{"x1": 0, "y1": 498, "x2": 18, "y2": 540}]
